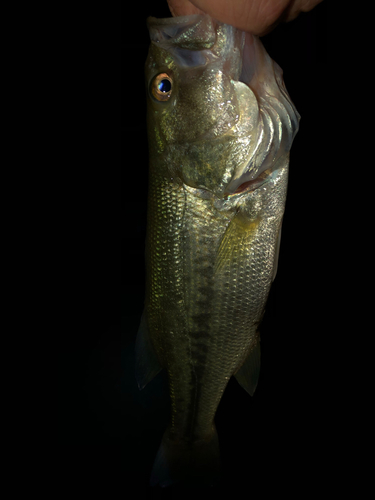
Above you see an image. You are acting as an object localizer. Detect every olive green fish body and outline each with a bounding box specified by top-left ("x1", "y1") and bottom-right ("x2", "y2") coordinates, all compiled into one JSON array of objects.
[
  {"x1": 145, "y1": 162, "x2": 288, "y2": 441},
  {"x1": 136, "y1": 14, "x2": 299, "y2": 487}
]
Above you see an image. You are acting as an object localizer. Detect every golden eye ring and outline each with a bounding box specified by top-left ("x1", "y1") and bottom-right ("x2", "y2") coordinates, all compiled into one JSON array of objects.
[{"x1": 151, "y1": 73, "x2": 173, "y2": 102}]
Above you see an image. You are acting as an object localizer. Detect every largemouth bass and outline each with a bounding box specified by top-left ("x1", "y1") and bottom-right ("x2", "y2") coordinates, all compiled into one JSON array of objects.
[{"x1": 136, "y1": 13, "x2": 300, "y2": 487}]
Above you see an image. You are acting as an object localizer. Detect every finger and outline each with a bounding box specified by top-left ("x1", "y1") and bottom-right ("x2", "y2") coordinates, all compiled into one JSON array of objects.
[
  {"x1": 168, "y1": 0, "x2": 324, "y2": 36},
  {"x1": 167, "y1": 0, "x2": 205, "y2": 17},
  {"x1": 283, "y1": 0, "x2": 324, "y2": 23},
  {"x1": 185, "y1": 0, "x2": 292, "y2": 35}
]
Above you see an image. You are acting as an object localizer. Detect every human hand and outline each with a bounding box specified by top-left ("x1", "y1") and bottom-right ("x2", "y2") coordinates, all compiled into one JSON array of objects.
[{"x1": 167, "y1": 0, "x2": 323, "y2": 36}]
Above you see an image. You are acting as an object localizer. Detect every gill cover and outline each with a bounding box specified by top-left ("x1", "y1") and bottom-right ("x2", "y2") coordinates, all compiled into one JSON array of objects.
[{"x1": 146, "y1": 14, "x2": 300, "y2": 197}]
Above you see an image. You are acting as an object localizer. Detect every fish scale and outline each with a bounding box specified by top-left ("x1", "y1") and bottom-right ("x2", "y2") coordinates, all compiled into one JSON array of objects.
[{"x1": 146, "y1": 170, "x2": 285, "y2": 440}]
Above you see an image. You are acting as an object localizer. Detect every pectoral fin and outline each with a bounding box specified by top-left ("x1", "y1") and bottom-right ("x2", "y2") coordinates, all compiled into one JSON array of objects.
[
  {"x1": 215, "y1": 210, "x2": 260, "y2": 275},
  {"x1": 135, "y1": 310, "x2": 162, "y2": 390},
  {"x1": 234, "y1": 337, "x2": 261, "y2": 396}
]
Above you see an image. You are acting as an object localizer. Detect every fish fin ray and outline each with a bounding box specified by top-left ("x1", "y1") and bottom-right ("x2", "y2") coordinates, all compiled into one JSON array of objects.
[
  {"x1": 214, "y1": 220, "x2": 237, "y2": 274},
  {"x1": 215, "y1": 211, "x2": 260, "y2": 275},
  {"x1": 214, "y1": 210, "x2": 248, "y2": 275},
  {"x1": 150, "y1": 426, "x2": 220, "y2": 488},
  {"x1": 134, "y1": 309, "x2": 162, "y2": 390},
  {"x1": 234, "y1": 336, "x2": 261, "y2": 396}
]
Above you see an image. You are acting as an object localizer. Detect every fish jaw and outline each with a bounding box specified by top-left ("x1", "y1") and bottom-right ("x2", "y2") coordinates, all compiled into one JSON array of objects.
[{"x1": 223, "y1": 31, "x2": 300, "y2": 196}]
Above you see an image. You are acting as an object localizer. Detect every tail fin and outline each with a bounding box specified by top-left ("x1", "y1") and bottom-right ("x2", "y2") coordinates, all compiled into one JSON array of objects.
[{"x1": 150, "y1": 425, "x2": 221, "y2": 488}]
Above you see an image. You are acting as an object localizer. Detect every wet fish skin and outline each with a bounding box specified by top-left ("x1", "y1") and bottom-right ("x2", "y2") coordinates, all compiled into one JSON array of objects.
[{"x1": 136, "y1": 14, "x2": 299, "y2": 487}]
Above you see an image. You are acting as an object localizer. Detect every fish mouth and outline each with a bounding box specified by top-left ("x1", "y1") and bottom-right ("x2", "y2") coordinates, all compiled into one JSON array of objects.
[
  {"x1": 180, "y1": 32, "x2": 271, "y2": 202},
  {"x1": 238, "y1": 32, "x2": 258, "y2": 89},
  {"x1": 219, "y1": 32, "x2": 271, "y2": 199},
  {"x1": 222, "y1": 31, "x2": 299, "y2": 199}
]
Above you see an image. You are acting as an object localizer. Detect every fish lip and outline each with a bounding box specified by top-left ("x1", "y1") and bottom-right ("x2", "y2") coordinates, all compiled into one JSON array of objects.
[
  {"x1": 220, "y1": 32, "x2": 263, "y2": 199},
  {"x1": 238, "y1": 31, "x2": 257, "y2": 88}
]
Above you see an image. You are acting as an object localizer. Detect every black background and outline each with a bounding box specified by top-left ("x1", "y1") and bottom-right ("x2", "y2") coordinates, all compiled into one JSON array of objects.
[{"x1": 59, "y1": 1, "x2": 334, "y2": 492}]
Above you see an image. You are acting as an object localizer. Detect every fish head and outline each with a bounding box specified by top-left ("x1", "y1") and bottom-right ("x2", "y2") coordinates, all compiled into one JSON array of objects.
[{"x1": 145, "y1": 14, "x2": 299, "y2": 200}]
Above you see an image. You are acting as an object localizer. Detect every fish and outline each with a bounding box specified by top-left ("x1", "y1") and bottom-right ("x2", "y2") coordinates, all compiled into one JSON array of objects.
[{"x1": 135, "y1": 13, "x2": 300, "y2": 487}]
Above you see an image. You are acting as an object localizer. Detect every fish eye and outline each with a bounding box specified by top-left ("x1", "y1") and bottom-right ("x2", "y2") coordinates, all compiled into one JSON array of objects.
[{"x1": 151, "y1": 73, "x2": 173, "y2": 102}]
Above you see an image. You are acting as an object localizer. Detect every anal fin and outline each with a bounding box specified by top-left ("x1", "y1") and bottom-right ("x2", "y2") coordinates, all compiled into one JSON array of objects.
[
  {"x1": 134, "y1": 310, "x2": 162, "y2": 390},
  {"x1": 234, "y1": 336, "x2": 261, "y2": 396}
]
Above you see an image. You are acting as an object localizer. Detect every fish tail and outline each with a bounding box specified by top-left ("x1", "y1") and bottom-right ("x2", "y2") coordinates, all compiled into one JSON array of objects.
[{"x1": 150, "y1": 425, "x2": 221, "y2": 488}]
